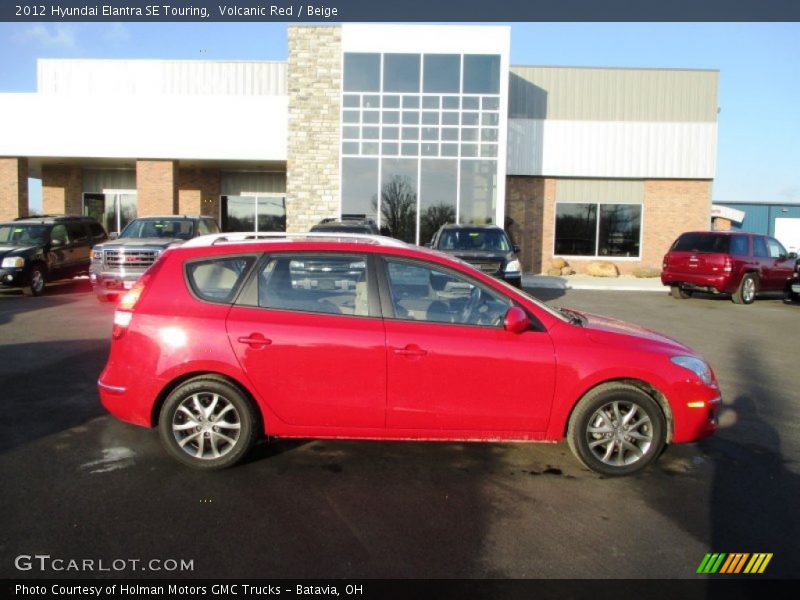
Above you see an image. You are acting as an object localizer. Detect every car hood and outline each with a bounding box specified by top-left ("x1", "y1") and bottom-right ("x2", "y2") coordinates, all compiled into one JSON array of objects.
[
  {"x1": 99, "y1": 238, "x2": 182, "y2": 249},
  {"x1": 573, "y1": 309, "x2": 692, "y2": 353},
  {"x1": 445, "y1": 250, "x2": 512, "y2": 261},
  {"x1": 0, "y1": 245, "x2": 36, "y2": 258}
]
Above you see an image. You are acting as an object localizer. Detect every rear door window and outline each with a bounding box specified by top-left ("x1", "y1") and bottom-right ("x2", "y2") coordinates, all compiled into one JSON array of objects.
[
  {"x1": 753, "y1": 237, "x2": 769, "y2": 258},
  {"x1": 672, "y1": 233, "x2": 729, "y2": 253},
  {"x1": 258, "y1": 254, "x2": 370, "y2": 317},
  {"x1": 186, "y1": 256, "x2": 256, "y2": 303}
]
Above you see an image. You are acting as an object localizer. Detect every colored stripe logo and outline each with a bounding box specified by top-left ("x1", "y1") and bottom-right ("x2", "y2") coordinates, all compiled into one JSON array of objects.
[{"x1": 697, "y1": 553, "x2": 773, "y2": 574}]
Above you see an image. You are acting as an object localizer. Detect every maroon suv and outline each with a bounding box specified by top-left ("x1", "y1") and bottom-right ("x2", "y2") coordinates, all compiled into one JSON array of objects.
[{"x1": 661, "y1": 231, "x2": 797, "y2": 304}]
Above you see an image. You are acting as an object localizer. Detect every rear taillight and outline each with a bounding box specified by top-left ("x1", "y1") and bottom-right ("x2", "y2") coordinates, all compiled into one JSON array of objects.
[
  {"x1": 111, "y1": 274, "x2": 151, "y2": 339},
  {"x1": 723, "y1": 256, "x2": 733, "y2": 272}
]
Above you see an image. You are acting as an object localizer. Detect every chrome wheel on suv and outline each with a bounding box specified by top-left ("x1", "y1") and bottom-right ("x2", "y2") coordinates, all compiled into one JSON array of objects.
[
  {"x1": 159, "y1": 377, "x2": 258, "y2": 469},
  {"x1": 567, "y1": 383, "x2": 666, "y2": 476},
  {"x1": 732, "y1": 273, "x2": 757, "y2": 305}
]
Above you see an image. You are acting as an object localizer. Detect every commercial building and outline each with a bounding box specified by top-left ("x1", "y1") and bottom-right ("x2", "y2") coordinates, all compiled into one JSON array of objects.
[
  {"x1": 0, "y1": 24, "x2": 720, "y2": 274},
  {"x1": 712, "y1": 202, "x2": 800, "y2": 253}
]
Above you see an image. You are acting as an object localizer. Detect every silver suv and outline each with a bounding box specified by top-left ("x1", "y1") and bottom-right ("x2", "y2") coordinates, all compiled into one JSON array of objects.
[{"x1": 90, "y1": 215, "x2": 219, "y2": 302}]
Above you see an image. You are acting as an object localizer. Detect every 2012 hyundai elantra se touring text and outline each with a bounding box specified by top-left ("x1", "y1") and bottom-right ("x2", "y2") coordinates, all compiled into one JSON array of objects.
[{"x1": 98, "y1": 233, "x2": 720, "y2": 476}]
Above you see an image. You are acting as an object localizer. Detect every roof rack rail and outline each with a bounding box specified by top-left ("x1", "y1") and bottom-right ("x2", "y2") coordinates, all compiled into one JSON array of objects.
[{"x1": 180, "y1": 231, "x2": 409, "y2": 249}]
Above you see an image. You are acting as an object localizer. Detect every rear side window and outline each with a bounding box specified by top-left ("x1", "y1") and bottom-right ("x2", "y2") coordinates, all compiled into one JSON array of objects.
[
  {"x1": 198, "y1": 219, "x2": 220, "y2": 235},
  {"x1": 89, "y1": 222, "x2": 107, "y2": 242},
  {"x1": 730, "y1": 235, "x2": 749, "y2": 256},
  {"x1": 186, "y1": 256, "x2": 255, "y2": 303},
  {"x1": 672, "y1": 233, "x2": 730, "y2": 253},
  {"x1": 66, "y1": 222, "x2": 88, "y2": 243}
]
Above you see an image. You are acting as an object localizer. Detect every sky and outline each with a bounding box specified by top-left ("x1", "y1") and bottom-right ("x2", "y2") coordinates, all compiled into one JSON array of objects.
[{"x1": 0, "y1": 21, "x2": 798, "y2": 211}]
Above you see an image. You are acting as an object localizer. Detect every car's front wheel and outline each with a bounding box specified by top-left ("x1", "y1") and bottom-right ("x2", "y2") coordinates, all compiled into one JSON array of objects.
[
  {"x1": 567, "y1": 383, "x2": 667, "y2": 476},
  {"x1": 22, "y1": 264, "x2": 46, "y2": 297},
  {"x1": 159, "y1": 377, "x2": 259, "y2": 470}
]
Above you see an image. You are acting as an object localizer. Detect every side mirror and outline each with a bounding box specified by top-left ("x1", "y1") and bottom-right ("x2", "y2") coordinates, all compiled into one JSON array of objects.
[
  {"x1": 109, "y1": 232, "x2": 119, "y2": 240},
  {"x1": 50, "y1": 238, "x2": 64, "y2": 247},
  {"x1": 788, "y1": 252, "x2": 798, "y2": 260},
  {"x1": 513, "y1": 244, "x2": 521, "y2": 254},
  {"x1": 504, "y1": 306, "x2": 530, "y2": 334}
]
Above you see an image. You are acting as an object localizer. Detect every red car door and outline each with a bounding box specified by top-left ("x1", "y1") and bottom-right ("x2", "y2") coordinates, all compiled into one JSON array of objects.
[
  {"x1": 226, "y1": 253, "x2": 386, "y2": 430},
  {"x1": 381, "y1": 258, "x2": 556, "y2": 434},
  {"x1": 764, "y1": 237, "x2": 795, "y2": 291}
]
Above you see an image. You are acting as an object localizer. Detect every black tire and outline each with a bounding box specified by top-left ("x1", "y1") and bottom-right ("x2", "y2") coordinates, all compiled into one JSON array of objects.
[
  {"x1": 670, "y1": 285, "x2": 692, "y2": 299},
  {"x1": 732, "y1": 273, "x2": 757, "y2": 304},
  {"x1": 158, "y1": 377, "x2": 259, "y2": 470},
  {"x1": 567, "y1": 383, "x2": 667, "y2": 477},
  {"x1": 22, "y1": 264, "x2": 46, "y2": 297}
]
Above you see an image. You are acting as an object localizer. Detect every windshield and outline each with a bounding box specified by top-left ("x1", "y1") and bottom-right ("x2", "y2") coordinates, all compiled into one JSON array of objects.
[
  {"x1": 438, "y1": 229, "x2": 511, "y2": 252},
  {"x1": 120, "y1": 219, "x2": 195, "y2": 240},
  {"x1": 0, "y1": 224, "x2": 48, "y2": 246}
]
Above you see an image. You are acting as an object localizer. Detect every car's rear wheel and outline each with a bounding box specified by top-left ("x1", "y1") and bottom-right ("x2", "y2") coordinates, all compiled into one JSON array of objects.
[
  {"x1": 22, "y1": 264, "x2": 46, "y2": 297},
  {"x1": 732, "y1": 273, "x2": 757, "y2": 304},
  {"x1": 159, "y1": 377, "x2": 258, "y2": 470},
  {"x1": 670, "y1": 285, "x2": 692, "y2": 299},
  {"x1": 567, "y1": 383, "x2": 666, "y2": 476}
]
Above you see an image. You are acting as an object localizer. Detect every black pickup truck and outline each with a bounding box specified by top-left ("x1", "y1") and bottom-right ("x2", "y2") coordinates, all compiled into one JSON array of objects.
[{"x1": 89, "y1": 215, "x2": 219, "y2": 301}]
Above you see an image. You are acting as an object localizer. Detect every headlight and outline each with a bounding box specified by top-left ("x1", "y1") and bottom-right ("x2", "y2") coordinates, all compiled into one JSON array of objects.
[
  {"x1": 505, "y1": 259, "x2": 521, "y2": 273},
  {"x1": 91, "y1": 249, "x2": 103, "y2": 260},
  {"x1": 2, "y1": 257, "x2": 25, "y2": 268},
  {"x1": 671, "y1": 356, "x2": 713, "y2": 385}
]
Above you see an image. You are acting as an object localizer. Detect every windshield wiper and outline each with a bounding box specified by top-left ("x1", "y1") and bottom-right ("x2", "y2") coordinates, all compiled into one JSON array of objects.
[{"x1": 558, "y1": 307, "x2": 585, "y2": 326}]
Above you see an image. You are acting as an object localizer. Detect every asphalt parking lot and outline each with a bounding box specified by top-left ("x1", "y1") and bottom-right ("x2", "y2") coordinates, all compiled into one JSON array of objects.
[{"x1": 0, "y1": 280, "x2": 798, "y2": 579}]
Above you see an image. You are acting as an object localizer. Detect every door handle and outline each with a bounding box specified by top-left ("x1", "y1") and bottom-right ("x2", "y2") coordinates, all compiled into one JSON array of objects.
[
  {"x1": 393, "y1": 344, "x2": 427, "y2": 357},
  {"x1": 237, "y1": 334, "x2": 272, "y2": 348}
]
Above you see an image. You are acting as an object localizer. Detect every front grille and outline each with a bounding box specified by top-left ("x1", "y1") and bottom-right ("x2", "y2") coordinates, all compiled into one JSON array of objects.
[
  {"x1": 467, "y1": 260, "x2": 503, "y2": 274},
  {"x1": 104, "y1": 249, "x2": 160, "y2": 269}
]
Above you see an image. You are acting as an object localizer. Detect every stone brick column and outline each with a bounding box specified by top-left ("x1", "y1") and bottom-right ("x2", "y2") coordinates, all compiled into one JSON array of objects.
[
  {"x1": 0, "y1": 158, "x2": 29, "y2": 221},
  {"x1": 137, "y1": 160, "x2": 178, "y2": 216},
  {"x1": 42, "y1": 165, "x2": 83, "y2": 215},
  {"x1": 178, "y1": 168, "x2": 220, "y2": 218},
  {"x1": 286, "y1": 26, "x2": 341, "y2": 232}
]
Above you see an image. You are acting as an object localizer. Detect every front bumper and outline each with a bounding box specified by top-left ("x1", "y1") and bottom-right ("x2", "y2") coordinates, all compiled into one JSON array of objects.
[
  {"x1": 0, "y1": 267, "x2": 27, "y2": 288},
  {"x1": 90, "y1": 267, "x2": 146, "y2": 294}
]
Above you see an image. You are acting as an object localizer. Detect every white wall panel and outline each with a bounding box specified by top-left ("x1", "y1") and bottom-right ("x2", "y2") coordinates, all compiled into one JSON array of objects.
[
  {"x1": 37, "y1": 59, "x2": 287, "y2": 96},
  {"x1": 0, "y1": 93, "x2": 287, "y2": 161},
  {"x1": 507, "y1": 119, "x2": 717, "y2": 179}
]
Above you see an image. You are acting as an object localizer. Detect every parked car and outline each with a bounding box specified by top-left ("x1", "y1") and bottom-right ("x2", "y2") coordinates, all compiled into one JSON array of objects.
[
  {"x1": 309, "y1": 218, "x2": 381, "y2": 235},
  {"x1": 786, "y1": 257, "x2": 800, "y2": 303},
  {"x1": 661, "y1": 231, "x2": 797, "y2": 304},
  {"x1": 429, "y1": 224, "x2": 522, "y2": 287},
  {"x1": 0, "y1": 215, "x2": 107, "y2": 296},
  {"x1": 98, "y1": 232, "x2": 720, "y2": 476},
  {"x1": 90, "y1": 215, "x2": 219, "y2": 302}
]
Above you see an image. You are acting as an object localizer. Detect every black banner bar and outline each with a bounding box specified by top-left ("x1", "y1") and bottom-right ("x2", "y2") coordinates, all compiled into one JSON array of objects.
[{"x1": 2, "y1": 0, "x2": 800, "y2": 23}]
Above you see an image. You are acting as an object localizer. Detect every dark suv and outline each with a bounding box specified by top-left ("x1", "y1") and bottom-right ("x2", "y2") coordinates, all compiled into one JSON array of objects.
[
  {"x1": 661, "y1": 231, "x2": 797, "y2": 304},
  {"x1": 0, "y1": 215, "x2": 107, "y2": 296},
  {"x1": 309, "y1": 218, "x2": 381, "y2": 235},
  {"x1": 429, "y1": 224, "x2": 522, "y2": 287},
  {"x1": 90, "y1": 215, "x2": 219, "y2": 301}
]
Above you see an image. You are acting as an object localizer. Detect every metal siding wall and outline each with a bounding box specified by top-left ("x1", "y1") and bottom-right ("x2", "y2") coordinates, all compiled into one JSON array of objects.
[
  {"x1": 509, "y1": 66, "x2": 718, "y2": 122},
  {"x1": 507, "y1": 119, "x2": 717, "y2": 178},
  {"x1": 719, "y1": 203, "x2": 800, "y2": 236},
  {"x1": 555, "y1": 180, "x2": 644, "y2": 203},
  {"x1": 38, "y1": 59, "x2": 287, "y2": 96},
  {"x1": 220, "y1": 172, "x2": 287, "y2": 196}
]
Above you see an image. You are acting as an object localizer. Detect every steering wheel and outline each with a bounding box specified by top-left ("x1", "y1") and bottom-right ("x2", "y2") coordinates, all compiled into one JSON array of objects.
[{"x1": 460, "y1": 286, "x2": 483, "y2": 324}]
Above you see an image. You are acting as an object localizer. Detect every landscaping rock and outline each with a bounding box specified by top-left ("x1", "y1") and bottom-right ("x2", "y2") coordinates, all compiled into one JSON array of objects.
[{"x1": 586, "y1": 261, "x2": 620, "y2": 277}]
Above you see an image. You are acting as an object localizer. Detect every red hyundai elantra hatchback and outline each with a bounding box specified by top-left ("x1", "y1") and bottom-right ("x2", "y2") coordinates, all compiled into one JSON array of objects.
[{"x1": 98, "y1": 233, "x2": 720, "y2": 476}]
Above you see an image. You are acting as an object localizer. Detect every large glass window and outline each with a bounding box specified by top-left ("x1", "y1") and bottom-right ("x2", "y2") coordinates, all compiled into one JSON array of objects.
[
  {"x1": 342, "y1": 158, "x2": 379, "y2": 221},
  {"x1": 220, "y1": 196, "x2": 286, "y2": 233},
  {"x1": 463, "y1": 55, "x2": 501, "y2": 94},
  {"x1": 598, "y1": 204, "x2": 641, "y2": 257},
  {"x1": 343, "y1": 53, "x2": 380, "y2": 92},
  {"x1": 423, "y1": 54, "x2": 461, "y2": 93},
  {"x1": 459, "y1": 161, "x2": 496, "y2": 225},
  {"x1": 419, "y1": 159, "x2": 457, "y2": 245},
  {"x1": 554, "y1": 203, "x2": 642, "y2": 257},
  {"x1": 383, "y1": 54, "x2": 420, "y2": 93},
  {"x1": 83, "y1": 192, "x2": 137, "y2": 235},
  {"x1": 380, "y1": 159, "x2": 418, "y2": 244}
]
